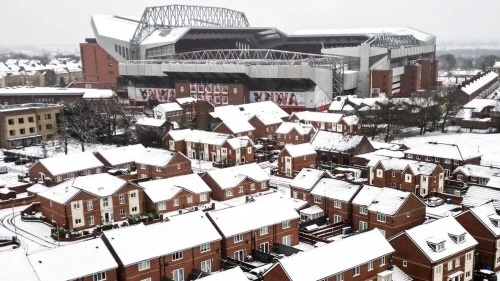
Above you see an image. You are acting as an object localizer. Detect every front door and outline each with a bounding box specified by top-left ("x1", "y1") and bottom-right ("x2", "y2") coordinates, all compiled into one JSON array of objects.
[
  {"x1": 191, "y1": 151, "x2": 196, "y2": 159},
  {"x1": 104, "y1": 212, "x2": 110, "y2": 223},
  {"x1": 260, "y1": 242, "x2": 269, "y2": 253},
  {"x1": 234, "y1": 250, "x2": 244, "y2": 261}
]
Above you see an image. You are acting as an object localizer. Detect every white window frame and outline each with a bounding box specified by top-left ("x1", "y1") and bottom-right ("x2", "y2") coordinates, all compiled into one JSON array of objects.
[
  {"x1": 155, "y1": 166, "x2": 161, "y2": 172},
  {"x1": 89, "y1": 215, "x2": 95, "y2": 226},
  {"x1": 376, "y1": 169, "x2": 383, "y2": 178},
  {"x1": 377, "y1": 213, "x2": 386, "y2": 222},
  {"x1": 200, "y1": 243, "x2": 210, "y2": 253},
  {"x1": 102, "y1": 198, "x2": 109, "y2": 207},
  {"x1": 455, "y1": 257, "x2": 460, "y2": 268},
  {"x1": 158, "y1": 201, "x2": 166, "y2": 211},
  {"x1": 336, "y1": 272, "x2": 344, "y2": 281},
  {"x1": 199, "y1": 193, "x2": 207, "y2": 202},
  {"x1": 138, "y1": 260, "x2": 150, "y2": 271},
  {"x1": 353, "y1": 266, "x2": 360, "y2": 276},
  {"x1": 250, "y1": 184, "x2": 255, "y2": 191},
  {"x1": 447, "y1": 261, "x2": 453, "y2": 271},
  {"x1": 239, "y1": 186, "x2": 244, "y2": 193},
  {"x1": 261, "y1": 181, "x2": 267, "y2": 189},
  {"x1": 405, "y1": 174, "x2": 412, "y2": 183},
  {"x1": 93, "y1": 272, "x2": 106, "y2": 281},
  {"x1": 403, "y1": 260, "x2": 408, "y2": 267},
  {"x1": 73, "y1": 202, "x2": 80, "y2": 209},
  {"x1": 87, "y1": 201, "x2": 93, "y2": 211},
  {"x1": 172, "y1": 268, "x2": 184, "y2": 281},
  {"x1": 435, "y1": 264, "x2": 442, "y2": 276},
  {"x1": 466, "y1": 252, "x2": 472, "y2": 262},
  {"x1": 120, "y1": 209, "x2": 126, "y2": 219},
  {"x1": 380, "y1": 256, "x2": 386, "y2": 266},
  {"x1": 173, "y1": 199, "x2": 179, "y2": 207},
  {"x1": 234, "y1": 234, "x2": 243, "y2": 243},
  {"x1": 360, "y1": 206, "x2": 368, "y2": 215},
  {"x1": 334, "y1": 201, "x2": 342, "y2": 209},
  {"x1": 368, "y1": 260, "x2": 373, "y2": 271},
  {"x1": 226, "y1": 189, "x2": 233, "y2": 197},
  {"x1": 74, "y1": 218, "x2": 82, "y2": 225},
  {"x1": 187, "y1": 195, "x2": 193, "y2": 204},
  {"x1": 282, "y1": 220, "x2": 290, "y2": 229},
  {"x1": 172, "y1": 251, "x2": 183, "y2": 261},
  {"x1": 140, "y1": 164, "x2": 146, "y2": 169},
  {"x1": 260, "y1": 226, "x2": 269, "y2": 235},
  {"x1": 201, "y1": 259, "x2": 211, "y2": 273},
  {"x1": 314, "y1": 196, "x2": 322, "y2": 204},
  {"x1": 119, "y1": 194, "x2": 125, "y2": 204}
]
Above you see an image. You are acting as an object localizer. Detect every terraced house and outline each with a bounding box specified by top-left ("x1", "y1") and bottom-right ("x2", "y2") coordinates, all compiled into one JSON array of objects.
[{"x1": 135, "y1": 148, "x2": 192, "y2": 180}]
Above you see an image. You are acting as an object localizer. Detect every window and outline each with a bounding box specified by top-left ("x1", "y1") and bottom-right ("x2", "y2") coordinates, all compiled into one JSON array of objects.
[
  {"x1": 454, "y1": 160, "x2": 460, "y2": 165},
  {"x1": 75, "y1": 218, "x2": 82, "y2": 225},
  {"x1": 335, "y1": 272, "x2": 344, "y2": 281},
  {"x1": 423, "y1": 176, "x2": 427, "y2": 182},
  {"x1": 172, "y1": 268, "x2": 184, "y2": 281},
  {"x1": 334, "y1": 215, "x2": 342, "y2": 224},
  {"x1": 155, "y1": 177, "x2": 162, "y2": 180},
  {"x1": 141, "y1": 278, "x2": 152, "y2": 281},
  {"x1": 435, "y1": 264, "x2": 442, "y2": 276},
  {"x1": 9, "y1": 130, "x2": 15, "y2": 136},
  {"x1": 403, "y1": 260, "x2": 408, "y2": 267},
  {"x1": 380, "y1": 256, "x2": 386, "y2": 266},
  {"x1": 444, "y1": 158, "x2": 451, "y2": 164},
  {"x1": 377, "y1": 213, "x2": 386, "y2": 222},
  {"x1": 140, "y1": 164, "x2": 146, "y2": 169},
  {"x1": 466, "y1": 252, "x2": 472, "y2": 262},
  {"x1": 391, "y1": 182, "x2": 396, "y2": 188},
  {"x1": 405, "y1": 174, "x2": 412, "y2": 183},
  {"x1": 201, "y1": 260, "x2": 211, "y2": 273},
  {"x1": 471, "y1": 176, "x2": 477, "y2": 181},
  {"x1": 93, "y1": 272, "x2": 106, "y2": 281},
  {"x1": 96, "y1": 168, "x2": 101, "y2": 174},
  {"x1": 187, "y1": 195, "x2": 193, "y2": 204},
  {"x1": 44, "y1": 114, "x2": 51, "y2": 120},
  {"x1": 359, "y1": 221, "x2": 368, "y2": 231},
  {"x1": 314, "y1": 196, "x2": 322, "y2": 204},
  {"x1": 67, "y1": 173, "x2": 74, "y2": 179},
  {"x1": 282, "y1": 235, "x2": 291, "y2": 246},
  {"x1": 416, "y1": 155, "x2": 421, "y2": 160},
  {"x1": 234, "y1": 250, "x2": 244, "y2": 261},
  {"x1": 7, "y1": 119, "x2": 14, "y2": 125},
  {"x1": 29, "y1": 127, "x2": 35, "y2": 133},
  {"x1": 56, "y1": 176, "x2": 62, "y2": 182},
  {"x1": 407, "y1": 154, "x2": 413, "y2": 159},
  {"x1": 172, "y1": 251, "x2": 183, "y2": 261},
  {"x1": 73, "y1": 202, "x2": 80, "y2": 209},
  {"x1": 435, "y1": 157, "x2": 440, "y2": 162},
  {"x1": 392, "y1": 171, "x2": 395, "y2": 177},
  {"x1": 119, "y1": 194, "x2": 125, "y2": 204},
  {"x1": 141, "y1": 174, "x2": 147, "y2": 179},
  {"x1": 282, "y1": 220, "x2": 290, "y2": 229},
  {"x1": 466, "y1": 271, "x2": 471, "y2": 279},
  {"x1": 457, "y1": 175, "x2": 463, "y2": 181},
  {"x1": 376, "y1": 169, "x2": 383, "y2": 178},
  {"x1": 302, "y1": 194, "x2": 306, "y2": 201},
  {"x1": 103, "y1": 198, "x2": 109, "y2": 207},
  {"x1": 19, "y1": 128, "x2": 25, "y2": 134},
  {"x1": 138, "y1": 260, "x2": 151, "y2": 271},
  {"x1": 353, "y1": 266, "x2": 360, "y2": 276},
  {"x1": 226, "y1": 189, "x2": 233, "y2": 197},
  {"x1": 131, "y1": 207, "x2": 137, "y2": 213},
  {"x1": 368, "y1": 260, "x2": 373, "y2": 271},
  {"x1": 497, "y1": 255, "x2": 500, "y2": 265},
  {"x1": 360, "y1": 206, "x2": 368, "y2": 215},
  {"x1": 120, "y1": 209, "x2": 126, "y2": 219},
  {"x1": 200, "y1": 193, "x2": 207, "y2": 202},
  {"x1": 234, "y1": 234, "x2": 243, "y2": 243},
  {"x1": 261, "y1": 181, "x2": 267, "y2": 189},
  {"x1": 18, "y1": 118, "x2": 24, "y2": 124},
  {"x1": 89, "y1": 215, "x2": 95, "y2": 226},
  {"x1": 87, "y1": 201, "x2": 93, "y2": 211},
  {"x1": 334, "y1": 201, "x2": 342, "y2": 209},
  {"x1": 292, "y1": 191, "x2": 298, "y2": 199},
  {"x1": 250, "y1": 184, "x2": 255, "y2": 191},
  {"x1": 45, "y1": 124, "x2": 53, "y2": 130},
  {"x1": 173, "y1": 199, "x2": 179, "y2": 206},
  {"x1": 247, "y1": 147, "x2": 252, "y2": 154},
  {"x1": 239, "y1": 186, "x2": 244, "y2": 193},
  {"x1": 426, "y1": 156, "x2": 432, "y2": 161},
  {"x1": 260, "y1": 226, "x2": 269, "y2": 235},
  {"x1": 158, "y1": 201, "x2": 166, "y2": 211},
  {"x1": 155, "y1": 166, "x2": 161, "y2": 172},
  {"x1": 200, "y1": 243, "x2": 210, "y2": 253},
  {"x1": 455, "y1": 258, "x2": 460, "y2": 268}
]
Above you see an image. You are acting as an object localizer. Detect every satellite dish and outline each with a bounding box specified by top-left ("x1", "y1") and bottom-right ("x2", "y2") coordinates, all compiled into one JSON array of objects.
[{"x1": 155, "y1": 111, "x2": 163, "y2": 119}]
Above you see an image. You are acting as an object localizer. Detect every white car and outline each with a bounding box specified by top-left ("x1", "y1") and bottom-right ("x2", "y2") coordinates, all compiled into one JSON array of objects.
[{"x1": 427, "y1": 197, "x2": 444, "y2": 207}]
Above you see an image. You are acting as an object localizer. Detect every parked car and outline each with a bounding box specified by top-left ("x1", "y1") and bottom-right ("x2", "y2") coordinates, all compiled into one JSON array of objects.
[
  {"x1": 0, "y1": 166, "x2": 8, "y2": 174},
  {"x1": 426, "y1": 197, "x2": 444, "y2": 207},
  {"x1": 3, "y1": 156, "x2": 17, "y2": 163},
  {"x1": 474, "y1": 269, "x2": 497, "y2": 281},
  {"x1": 14, "y1": 158, "x2": 28, "y2": 165},
  {"x1": 107, "y1": 169, "x2": 130, "y2": 176}
]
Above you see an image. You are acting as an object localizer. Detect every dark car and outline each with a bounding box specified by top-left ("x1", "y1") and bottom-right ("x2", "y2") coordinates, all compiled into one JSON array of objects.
[
  {"x1": 14, "y1": 158, "x2": 28, "y2": 165},
  {"x1": 3, "y1": 156, "x2": 17, "y2": 162},
  {"x1": 474, "y1": 269, "x2": 497, "y2": 281}
]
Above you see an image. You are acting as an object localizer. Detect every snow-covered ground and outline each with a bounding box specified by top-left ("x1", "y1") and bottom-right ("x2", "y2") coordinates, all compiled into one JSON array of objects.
[
  {"x1": 396, "y1": 132, "x2": 500, "y2": 166},
  {"x1": 3, "y1": 139, "x2": 117, "y2": 158}
]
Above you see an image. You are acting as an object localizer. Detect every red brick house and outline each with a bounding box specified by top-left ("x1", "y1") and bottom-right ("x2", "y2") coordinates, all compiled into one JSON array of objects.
[
  {"x1": 184, "y1": 129, "x2": 231, "y2": 161},
  {"x1": 369, "y1": 158, "x2": 445, "y2": 197},
  {"x1": 248, "y1": 114, "x2": 283, "y2": 140},
  {"x1": 289, "y1": 111, "x2": 344, "y2": 131},
  {"x1": 264, "y1": 230, "x2": 396, "y2": 281},
  {"x1": 451, "y1": 164, "x2": 500, "y2": 186},
  {"x1": 338, "y1": 115, "x2": 362, "y2": 134},
  {"x1": 94, "y1": 144, "x2": 147, "y2": 170},
  {"x1": 289, "y1": 168, "x2": 332, "y2": 202},
  {"x1": 456, "y1": 201, "x2": 500, "y2": 272},
  {"x1": 352, "y1": 186, "x2": 426, "y2": 238},
  {"x1": 152, "y1": 102, "x2": 184, "y2": 122},
  {"x1": 102, "y1": 210, "x2": 223, "y2": 281},
  {"x1": 140, "y1": 173, "x2": 211, "y2": 216},
  {"x1": 404, "y1": 142, "x2": 482, "y2": 177},
  {"x1": 462, "y1": 185, "x2": 500, "y2": 209},
  {"x1": 310, "y1": 130, "x2": 375, "y2": 166},
  {"x1": 202, "y1": 163, "x2": 269, "y2": 201},
  {"x1": 165, "y1": 128, "x2": 192, "y2": 152},
  {"x1": 206, "y1": 200, "x2": 300, "y2": 259},
  {"x1": 36, "y1": 173, "x2": 143, "y2": 230},
  {"x1": 389, "y1": 216, "x2": 478, "y2": 281},
  {"x1": 220, "y1": 137, "x2": 255, "y2": 166},
  {"x1": 277, "y1": 143, "x2": 317, "y2": 177},
  {"x1": 175, "y1": 97, "x2": 197, "y2": 121},
  {"x1": 28, "y1": 239, "x2": 118, "y2": 281},
  {"x1": 309, "y1": 178, "x2": 362, "y2": 225},
  {"x1": 275, "y1": 122, "x2": 316, "y2": 146},
  {"x1": 135, "y1": 148, "x2": 192, "y2": 180},
  {"x1": 28, "y1": 152, "x2": 105, "y2": 184},
  {"x1": 212, "y1": 116, "x2": 255, "y2": 140}
]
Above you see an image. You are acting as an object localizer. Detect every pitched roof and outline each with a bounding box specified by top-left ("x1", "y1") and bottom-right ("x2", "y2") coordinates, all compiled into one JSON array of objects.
[
  {"x1": 36, "y1": 180, "x2": 81, "y2": 204},
  {"x1": 284, "y1": 143, "x2": 317, "y2": 158},
  {"x1": 175, "y1": 97, "x2": 197, "y2": 104},
  {"x1": 310, "y1": 130, "x2": 366, "y2": 153},
  {"x1": 36, "y1": 152, "x2": 104, "y2": 176},
  {"x1": 462, "y1": 185, "x2": 500, "y2": 208},
  {"x1": 341, "y1": 115, "x2": 359, "y2": 125},
  {"x1": 208, "y1": 200, "x2": 299, "y2": 237},
  {"x1": 290, "y1": 168, "x2": 328, "y2": 191},
  {"x1": 212, "y1": 106, "x2": 255, "y2": 134},
  {"x1": 153, "y1": 102, "x2": 182, "y2": 113},
  {"x1": 97, "y1": 144, "x2": 147, "y2": 166},
  {"x1": 370, "y1": 141, "x2": 405, "y2": 151},
  {"x1": 199, "y1": 267, "x2": 249, "y2": 281},
  {"x1": 252, "y1": 113, "x2": 284, "y2": 125},
  {"x1": 463, "y1": 201, "x2": 500, "y2": 236},
  {"x1": 309, "y1": 178, "x2": 361, "y2": 202},
  {"x1": 0, "y1": 249, "x2": 38, "y2": 281},
  {"x1": 453, "y1": 164, "x2": 500, "y2": 179},
  {"x1": 397, "y1": 216, "x2": 478, "y2": 263},
  {"x1": 27, "y1": 239, "x2": 118, "y2": 281},
  {"x1": 291, "y1": 111, "x2": 344, "y2": 123},
  {"x1": 184, "y1": 129, "x2": 231, "y2": 146},
  {"x1": 135, "y1": 117, "x2": 166, "y2": 127},
  {"x1": 103, "y1": 210, "x2": 221, "y2": 266},
  {"x1": 140, "y1": 173, "x2": 211, "y2": 202},
  {"x1": 274, "y1": 230, "x2": 394, "y2": 281},
  {"x1": 205, "y1": 163, "x2": 269, "y2": 189},
  {"x1": 70, "y1": 173, "x2": 129, "y2": 197},
  {"x1": 135, "y1": 148, "x2": 180, "y2": 167},
  {"x1": 225, "y1": 136, "x2": 254, "y2": 150},
  {"x1": 276, "y1": 122, "x2": 315, "y2": 135},
  {"x1": 404, "y1": 142, "x2": 481, "y2": 161},
  {"x1": 167, "y1": 128, "x2": 192, "y2": 141},
  {"x1": 352, "y1": 186, "x2": 414, "y2": 215}
]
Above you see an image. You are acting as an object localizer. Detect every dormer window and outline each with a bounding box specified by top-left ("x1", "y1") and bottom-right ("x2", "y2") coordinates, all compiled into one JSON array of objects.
[
  {"x1": 490, "y1": 215, "x2": 500, "y2": 227},
  {"x1": 449, "y1": 233, "x2": 466, "y2": 244},
  {"x1": 427, "y1": 237, "x2": 446, "y2": 252}
]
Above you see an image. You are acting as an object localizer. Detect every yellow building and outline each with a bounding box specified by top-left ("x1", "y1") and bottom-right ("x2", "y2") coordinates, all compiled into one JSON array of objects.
[{"x1": 0, "y1": 103, "x2": 63, "y2": 149}]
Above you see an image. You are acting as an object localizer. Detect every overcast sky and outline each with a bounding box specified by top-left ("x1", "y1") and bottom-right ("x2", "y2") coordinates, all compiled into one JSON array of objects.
[{"x1": 2, "y1": 0, "x2": 499, "y2": 46}]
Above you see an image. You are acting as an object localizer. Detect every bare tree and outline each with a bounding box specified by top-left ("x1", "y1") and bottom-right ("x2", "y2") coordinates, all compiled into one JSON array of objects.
[
  {"x1": 55, "y1": 112, "x2": 70, "y2": 155},
  {"x1": 64, "y1": 100, "x2": 104, "y2": 152},
  {"x1": 407, "y1": 93, "x2": 441, "y2": 135},
  {"x1": 435, "y1": 86, "x2": 461, "y2": 132}
]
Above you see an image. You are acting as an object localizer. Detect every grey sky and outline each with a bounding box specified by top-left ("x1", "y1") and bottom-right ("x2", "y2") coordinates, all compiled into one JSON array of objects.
[{"x1": 1, "y1": 0, "x2": 499, "y2": 46}]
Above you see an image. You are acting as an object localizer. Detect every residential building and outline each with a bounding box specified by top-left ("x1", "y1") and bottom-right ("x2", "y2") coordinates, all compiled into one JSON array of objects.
[
  {"x1": 0, "y1": 103, "x2": 62, "y2": 148},
  {"x1": 456, "y1": 201, "x2": 500, "y2": 272},
  {"x1": 102, "y1": 210, "x2": 223, "y2": 281},
  {"x1": 202, "y1": 163, "x2": 269, "y2": 201},
  {"x1": 220, "y1": 136, "x2": 255, "y2": 165},
  {"x1": 289, "y1": 168, "x2": 332, "y2": 202},
  {"x1": 211, "y1": 105, "x2": 256, "y2": 140},
  {"x1": 462, "y1": 185, "x2": 500, "y2": 209},
  {"x1": 389, "y1": 216, "x2": 478, "y2": 281},
  {"x1": 404, "y1": 142, "x2": 482, "y2": 177},
  {"x1": 275, "y1": 122, "x2": 316, "y2": 146},
  {"x1": 29, "y1": 152, "x2": 104, "y2": 184},
  {"x1": 135, "y1": 148, "x2": 192, "y2": 180},
  {"x1": 454, "y1": 71, "x2": 499, "y2": 102},
  {"x1": 248, "y1": 113, "x2": 283, "y2": 139},
  {"x1": 277, "y1": 143, "x2": 317, "y2": 177},
  {"x1": 28, "y1": 239, "x2": 118, "y2": 281},
  {"x1": 310, "y1": 130, "x2": 374, "y2": 166},
  {"x1": 140, "y1": 173, "x2": 211, "y2": 215},
  {"x1": 289, "y1": 111, "x2": 344, "y2": 131},
  {"x1": 309, "y1": 178, "x2": 362, "y2": 225},
  {"x1": 36, "y1": 173, "x2": 143, "y2": 230},
  {"x1": 352, "y1": 149, "x2": 405, "y2": 167},
  {"x1": 184, "y1": 129, "x2": 231, "y2": 161},
  {"x1": 135, "y1": 117, "x2": 170, "y2": 136},
  {"x1": 338, "y1": 115, "x2": 362, "y2": 134},
  {"x1": 352, "y1": 186, "x2": 426, "y2": 238},
  {"x1": 451, "y1": 164, "x2": 500, "y2": 186},
  {"x1": 370, "y1": 141, "x2": 408, "y2": 151},
  {"x1": 165, "y1": 128, "x2": 192, "y2": 152},
  {"x1": 152, "y1": 102, "x2": 184, "y2": 122},
  {"x1": 94, "y1": 144, "x2": 147, "y2": 170},
  {"x1": 264, "y1": 230, "x2": 395, "y2": 281},
  {"x1": 455, "y1": 99, "x2": 500, "y2": 130},
  {"x1": 175, "y1": 97, "x2": 197, "y2": 121},
  {"x1": 206, "y1": 200, "x2": 300, "y2": 259}
]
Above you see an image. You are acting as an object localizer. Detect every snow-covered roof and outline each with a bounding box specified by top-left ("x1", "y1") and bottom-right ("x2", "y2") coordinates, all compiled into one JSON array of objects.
[
  {"x1": 36, "y1": 180, "x2": 80, "y2": 204},
  {"x1": 135, "y1": 117, "x2": 166, "y2": 127},
  {"x1": 462, "y1": 185, "x2": 500, "y2": 208},
  {"x1": 81, "y1": 89, "x2": 115, "y2": 99},
  {"x1": 0, "y1": 248, "x2": 38, "y2": 281},
  {"x1": 199, "y1": 267, "x2": 249, "y2": 281},
  {"x1": 36, "y1": 152, "x2": 104, "y2": 176},
  {"x1": 404, "y1": 142, "x2": 481, "y2": 161},
  {"x1": 26, "y1": 183, "x2": 48, "y2": 194},
  {"x1": 461, "y1": 99, "x2": 500, "y2": 112},
  {"x1": 208, "y1": 200, "x2": 299, "y2": 237},
  {"x1": 167, "y1": 128, "x2": 192, "y2": 141},
  {"x1": 463, "y1": 201, "x2": 500, "y2": 236},
  {"x1": 153, "y1": 102, "x2": 183, "y2": 114},
  {"x1": 392, "y1": 266, "x2": 413, "y2": 281},
  {"x1": 380, "y1": 159, "x2": 438, "y2": 176},
  {"x1": 97, "y1": 144, "x2": 147, "y2": 166},
  {"x1": 275, "y1": 230, "x2": 394, "y2": 281},
  {"x1": 212, "y1": 106, "x2": 255, "y2": 134},
  {"x1": 185, "y1": 129, "x2": 231, "y2": 146},
  {"x1": 205, "y1": 163, "x2": 269, "y2": 189},
  {"x1": 358, "y1": 150, "x2": 404, "y2": 164},
  {"x1": 453, "y1": 164, "x2": 500, "y2": 179},
  {"x1": 175, "y1": 97, "x2": 197, "y2": 104},
  {"x1": 103, "y1": 210, "x2": 222, "y2": 266},
  {"x1": 310, "y1": 131, "x2": 366, "y2": 152},
  {"x1": 253, "y1": 190, "x2": 308, "y2": 211},
  {"x1": 341, "y1": 115, "x2": 359, "y2": 125},
  {"x1": 290, "y1": 168, "x2": 329, "y2": 191},
  {"x1": 225, "y1": 136, "x2": 254, "y2": 150},
  {"x1": 252, "y1": 113, "x2": 284, "y2": 125},
  {"x1": 353, "y1": 186, "x2": 413, "y2": 215},
  {"x1": 140, "y1": 173, "x2": 211, "y2": 202},
  {"x1": 290, "y1": 27, "x2": 434, "y2": 42},
  {"x1": 370, "y1": 141, "x2": 405, "y2": 151},
  {"x1": 486, "y1": 176, "x2": 500, "y2": 188},
  {"x1": 70, "y1": 173, "x2": 129, "y2": 197},
  {"x1": 276, "y1": 122, "x2": 315, "y2": 135},
  {"x1": 291, "y1": 111, "x2": 343, "y2": 123},
  {"x1": 309, "y1": 178, "x2": 361, "y2": 201},
  {"x1": 461, "y1": 72, "x2": 499, "y2": 95},
  {"x1": 141, "y1": 27, "x2": 190, "y2": 46},
  {"x1": 398, "y1": 216, "x2": 477, "y2": 263},
  {"x1": 92, "y1": 15, "x2": 138, "y2": 42},
  {"x1": 135, "y1": 148, "x2": 179, "y2": 167},
  {"x1": 28, "y1": 239, "x2": 118, "y2": 281},
  {"x1": 284, "y1": 143, "x2": 317, "y2": 158},
  {"x1": 300, "y1": 205, "x2": 324, "y2": 215},
  {"x1": 236, "y1": 101, "x2": 289, "y2": 119}
]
